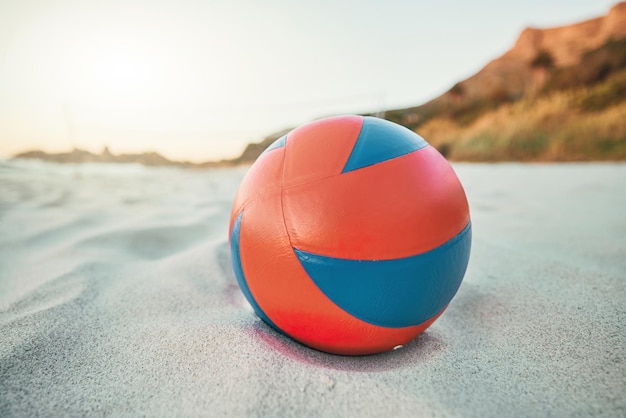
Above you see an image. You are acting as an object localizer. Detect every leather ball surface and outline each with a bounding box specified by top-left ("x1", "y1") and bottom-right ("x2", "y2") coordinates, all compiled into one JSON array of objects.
[{"x1": 229, "y1": 115, "x2": 471, "y2": 355}]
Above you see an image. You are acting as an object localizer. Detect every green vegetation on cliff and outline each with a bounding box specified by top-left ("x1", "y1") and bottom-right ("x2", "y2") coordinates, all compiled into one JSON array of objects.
[
  {"x1": 416, "y1": 37, "x2": 626, "y2": 161},
  {"x1": 420, "y1": 70, "x2": 626, "y2": 161}
]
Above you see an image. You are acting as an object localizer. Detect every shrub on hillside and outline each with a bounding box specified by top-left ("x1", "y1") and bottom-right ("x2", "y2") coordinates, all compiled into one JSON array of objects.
[
  {"x1": 531, "y1": 50, "x2": 555, "y2": 69},
  {"x1": 578, "y1": 71, "x2": 626, "y2": 111},
  {"x1": 543, "y1": 37, "x2": 626, "y2": 92}
]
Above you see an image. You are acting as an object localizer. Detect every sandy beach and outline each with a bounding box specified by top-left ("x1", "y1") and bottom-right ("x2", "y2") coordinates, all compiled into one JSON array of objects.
[{"x1": 0, "y1": 160, "x2": 624, "y2": 417}]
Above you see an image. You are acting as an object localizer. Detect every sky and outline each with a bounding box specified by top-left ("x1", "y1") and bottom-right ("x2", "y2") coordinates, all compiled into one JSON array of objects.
[{"x1": 0, "y1": 0, "x2": 618, "y2": 162}]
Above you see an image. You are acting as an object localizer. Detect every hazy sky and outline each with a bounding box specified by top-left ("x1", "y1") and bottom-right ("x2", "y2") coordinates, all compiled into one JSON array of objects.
[{"x1": 0, "y1": 0, "x2": 617, "y2": 162}]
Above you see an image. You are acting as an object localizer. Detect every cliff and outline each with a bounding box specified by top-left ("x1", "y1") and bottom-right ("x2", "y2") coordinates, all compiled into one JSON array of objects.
[
  {"x1": 383, "y1": 2, "x2": 626, "y2": 131},
  {"x1": 233, "y1": 3, "x2": 626, "y2": 163}
]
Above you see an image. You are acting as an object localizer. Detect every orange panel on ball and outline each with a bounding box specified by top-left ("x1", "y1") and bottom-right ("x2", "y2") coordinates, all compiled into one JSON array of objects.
[
  {"x1": 229, "y1": 146, "x2": 285, "y2": 232},
  {"x1": 282, "y1": 145, "x2": 470, "y2": 260},
  {"x1": 283, "y1": 115, "x2": 363, "y2": 187},
  {"x1": 238, "y1": 194, "x2": 434, "y2": 355}
]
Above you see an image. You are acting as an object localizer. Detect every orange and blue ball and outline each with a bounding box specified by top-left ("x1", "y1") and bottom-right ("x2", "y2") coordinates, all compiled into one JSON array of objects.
[{"x1": 229, "y1": 115, "x2": 471, "y2": 355}]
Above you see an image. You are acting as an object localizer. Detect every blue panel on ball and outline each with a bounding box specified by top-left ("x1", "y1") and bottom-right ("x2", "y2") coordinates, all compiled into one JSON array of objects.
[
  {"x1": 258, "y1": 134, "x2": 287, "y2": 159},
  {"x1": 230, "y1": 211, "x2": 283, "y2": 333},
  {"x1": 342, "y1": 117, "x2": 429, "y2": 173},
  {"x1": 294, "y1": 222, "x2": 471, "y2": 328}
]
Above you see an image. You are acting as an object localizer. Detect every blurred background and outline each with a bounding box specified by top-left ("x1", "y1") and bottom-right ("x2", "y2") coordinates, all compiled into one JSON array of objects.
[{"x1": 0, "y1": 0, "x2": 624, "y2": 165}]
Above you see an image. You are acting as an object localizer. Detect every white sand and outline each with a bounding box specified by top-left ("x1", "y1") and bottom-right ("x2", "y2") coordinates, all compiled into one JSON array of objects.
[{"x1": 1, "y1": 159, "x2": 624, "y2": 417}]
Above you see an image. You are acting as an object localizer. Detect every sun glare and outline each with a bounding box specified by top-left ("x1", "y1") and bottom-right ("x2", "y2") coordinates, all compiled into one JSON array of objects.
[
  {"x1": 53, "y1": 28, "x2": 171, "y2": 108},
  {"x1": 88, "y1": 49, "x2": 147, "y2": 97}
]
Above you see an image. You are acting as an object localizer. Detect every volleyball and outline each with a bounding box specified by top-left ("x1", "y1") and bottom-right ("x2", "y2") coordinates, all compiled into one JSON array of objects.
[{"x1": 229, "y1": 115, "x2": 471, "y2": 355}]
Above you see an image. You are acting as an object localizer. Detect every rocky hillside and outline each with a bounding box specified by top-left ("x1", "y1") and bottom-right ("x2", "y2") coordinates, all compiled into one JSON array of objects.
[
  {"x1": 240, "y1": 2, "x2": 626, "y2": 163},
  {"x1": 384, "y1": 2, "x2": 626, "y2": 130}
]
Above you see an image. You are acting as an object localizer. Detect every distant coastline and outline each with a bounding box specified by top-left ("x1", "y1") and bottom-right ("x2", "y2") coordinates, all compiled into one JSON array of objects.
[
  {"x1": 12, "y1": 146, "x2": 250, "y2": 169},
  {"x1": 12, "y1": 127, "x2": 288, "y2": 168}
]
